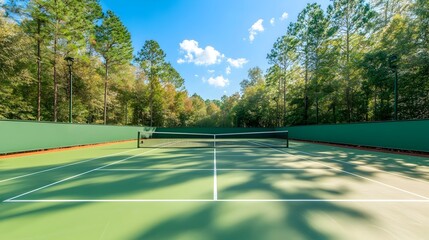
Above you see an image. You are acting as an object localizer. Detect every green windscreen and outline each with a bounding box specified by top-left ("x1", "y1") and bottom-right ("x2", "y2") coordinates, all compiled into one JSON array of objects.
[
  {"x1": 0, "y1": 120, "x2": 150, "y2": 154},
  {"x1": 282, "y1": 120, "x2": 429, "y2": 153}
]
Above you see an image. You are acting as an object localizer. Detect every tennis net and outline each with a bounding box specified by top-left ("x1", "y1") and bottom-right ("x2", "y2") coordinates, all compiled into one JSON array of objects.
[{"x1": 137, "y1": 130, "x2": 289, "y2": 148}]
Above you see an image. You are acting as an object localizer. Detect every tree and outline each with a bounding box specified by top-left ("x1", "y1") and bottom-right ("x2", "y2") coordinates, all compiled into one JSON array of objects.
[
  {"x1": 328, "y1": 0, "x2": 375, "y2": 122},
  {"x1": 370, "y1": 0, "x2": 411, "y2": 27},
  {"x1": 94, "y1": 10, "x2": 133, "y2": 124},
  {"x1": 234, "y1": 67, "x2": 274, "y2": 127},
  {"x1": 267, "y1": 29, "x2": 297, "y2": 126},
  {"x1": 220, "y1": 93, "x2": 240, "y2": 127},
  {"x1": 135, "y1": 40, "x2": 167, "y2": 126},
  {"x1": 161, "y1": 62, "x2": 184, "y2": 89},
  {"x1": 14, "y1": 1, "x2": 48, "y2": 121},
  {"x1": 0, "y1": 12, "x2": 34, "y2": 119},
  {"x1": 293, "y1": 3, "x2": 329, "y2": 124},
  {"x1": 239, "y1": 66, "x2": 264, "y2": 92}
]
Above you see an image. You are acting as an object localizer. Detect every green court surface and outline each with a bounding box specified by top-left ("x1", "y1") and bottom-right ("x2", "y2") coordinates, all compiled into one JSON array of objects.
[{"x1": 1, "y1": 141, "x2": 429, "y2": 240}]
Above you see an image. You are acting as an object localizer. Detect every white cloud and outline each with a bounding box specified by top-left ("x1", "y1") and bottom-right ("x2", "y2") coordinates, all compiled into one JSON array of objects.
[
  {"x1": 270, "y1": 18, "x2": 275, "y2": 26},
  {"x1": 227, "y1": 58, "x2": 248, "y2": 68},
  {"x1": 226, "y1": 66, "x2": 231, "y2": 75},
  {"x1": 194, "y1": 74, "x2": 199, "y2": 78},
  {"x1": 208, "y1": 69, "x2": 215, "y2": 74},
  {"x1": 248, "y1": 19, "x2": 264, "y2": 43},
  {"x1": 178, "y1": 39, "x2": 222, "y2": 66},
  {"x1": 207, "y1": 75, "x2": 229, "y2": 88},
  {"x1": 280, "y1": 12, "x2": 289, "y2": 21}
]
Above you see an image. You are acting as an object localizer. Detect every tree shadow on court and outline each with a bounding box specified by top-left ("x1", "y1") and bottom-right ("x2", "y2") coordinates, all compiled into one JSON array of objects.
[
  {"x1": 0, "y1": 154, "x2": 143, "y2": 200},
  {"x1": 130, "y1": 144, "x2": 428, "y2": 239},
  {"x1": 290, "y1": 141, "x2": 429, "y2": 181},
  {"x1": 131, "y1": 169, "x2": 369, "y2": 240},
  {"x1": 0, "y1": 153, "x2": 151, "y2": 223},
  {"x1": 1, "y1": 143, "x2": 427, "y2": 239},
  {"x1": 0, "y1": 151, "x2": 217, "y2": 224}
]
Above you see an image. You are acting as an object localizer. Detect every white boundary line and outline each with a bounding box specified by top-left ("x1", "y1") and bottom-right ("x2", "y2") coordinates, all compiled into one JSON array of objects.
[
  {"x1": 97, "y1": 168, "x2": 329, "y2": 171},
  {"x1": 213, "y1": 148, "x2": 218, "y2": 200},
  {"x1": 5, "y1": 199, "x2": 429, "y2": 203},
  {"x1": 216, "y1": 130, "x2": 288, "y2": 136},
  {"x1": 3, "y1": 147, "x2": 164, "y2": 202},
  {"x1": 0, "y1": 148, "x2": 140, "y2": 183},
  {"x1": 251, "y1": 141, "x2": 429, "y2": 200},
  {"x1": 139, "y1": 130, "x2": 288, "y2": 137},
  {"x1": 99, "y1": 168, "x2": 215, "y2": 171},
  {"x1": 140, "y1": 131, "x2": 214, "y2": 136}
]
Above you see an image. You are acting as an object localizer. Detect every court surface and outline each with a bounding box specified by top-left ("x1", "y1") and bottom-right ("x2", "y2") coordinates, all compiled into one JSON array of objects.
[{"x1": 1, "y1": 140, "x2": 429, "y2": 240}]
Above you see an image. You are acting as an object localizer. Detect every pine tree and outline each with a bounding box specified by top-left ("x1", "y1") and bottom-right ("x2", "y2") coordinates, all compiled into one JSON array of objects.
[
  {"x1": 94, "y1": 10, "x2": 133, "y2": 124},
  {"x1": 135, "y1": 40, "x2": 167, "y2": 127},
  {"x1": 293, "y1": 3, "x2": 329, "y2": 124},
  {"x1": 267, "y1": 27, "x2": 298, "y2": 126},
  {"x1": 328, "y1": 0, "x2": 375, "y2": 122}
]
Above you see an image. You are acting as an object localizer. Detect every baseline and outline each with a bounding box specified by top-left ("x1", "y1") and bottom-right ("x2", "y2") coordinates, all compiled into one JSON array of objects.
[
  {"x1": 5, "y1": 199, "x2": 429, "y2": 203},
  {"x1": 97, "y1": 168, "x2": 329, "y2": 171}
]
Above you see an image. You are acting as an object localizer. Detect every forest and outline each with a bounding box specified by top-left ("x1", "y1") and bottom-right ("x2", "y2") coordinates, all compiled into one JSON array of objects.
[{"x1": 0, "y1": 0, "x2": 428, "y2": 127}]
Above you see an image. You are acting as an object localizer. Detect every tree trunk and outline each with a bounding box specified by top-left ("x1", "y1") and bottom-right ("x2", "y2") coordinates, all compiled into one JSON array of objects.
[
  {"x1": 53, "y1": 35, "x2": 58, "y2": 122},
  {"x1": 374, "y1": 87, "x2": 377, "y2": 120},
  {"x1": 332, "y1": 100, "x2": 337, "y2": 123},
  {"x1": 104, "y1": 62, "x2": 108, "y2": 124},
  {"x1": 283, "y1": 73, "x2": 286, "y2": 126},
  {"x1": 316, "y1": 95, "x2": 319, "y2": 124},
  {"x1": 149, "y1": 77, "x2": 154, "y2": 127},
  {"x1": 384, "y1": 1, "x2": 389, "y2": 27},
  {"x1": 53, "y1": 0, "x2": 58, "y2": 122},
  {"x1": 304, "y1": 61, "x2": 309, "y2": 124},
  {"x1": 37, "y1": 18, "x2": 42, "y2": 121},
  {"x1": 345, "y1": 5, "x2": 352, "y2": 123},
  {"x1": 124, "y1": 101, "x2": 128, "y2": 125},
  {"x1": 276, "y1": 78, "x2": 281, "y2": 127}
]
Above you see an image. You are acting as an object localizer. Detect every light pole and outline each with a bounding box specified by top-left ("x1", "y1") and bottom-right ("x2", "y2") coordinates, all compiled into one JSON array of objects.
[
  {"x1": 389, "y1": 55, "x2": 398, "y2": 120},
  {"x1": 65, "y1": 56, "x2": 74, "y2": 123}
]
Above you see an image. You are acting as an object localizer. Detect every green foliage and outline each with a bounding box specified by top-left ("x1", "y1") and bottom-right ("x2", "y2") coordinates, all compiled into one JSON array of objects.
[
  {"x1": 94, "y1": 9, "x2": 133, "y2": 124},
  {"x1": 0, "y1": 14, "x2": 34, "y2": 119},
  {"x1": 95, "y1": 10, "x2": 132, "y2": 66},
  {"x1": 0, "y1": 0, "x2": 428, "y2": 127}
]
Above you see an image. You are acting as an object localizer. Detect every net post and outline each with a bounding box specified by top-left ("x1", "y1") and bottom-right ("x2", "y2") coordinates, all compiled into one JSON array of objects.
[{"x1": 137, "y1": 131, "x2": 141, "y2": 148}]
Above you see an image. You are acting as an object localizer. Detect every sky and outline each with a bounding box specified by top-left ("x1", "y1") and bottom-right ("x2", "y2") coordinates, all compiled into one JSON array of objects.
[{"x1": 100, "y1": 0, "x2": 330, "y2": 100}]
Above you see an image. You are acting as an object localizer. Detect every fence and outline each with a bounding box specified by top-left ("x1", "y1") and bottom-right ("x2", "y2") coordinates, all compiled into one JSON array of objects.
[
  {"x1": 0, "y1": 120, "x2": 148, "y2": 154},
  {"x1": 284, "y1": 120, "x2": 429, "y2": 153}
]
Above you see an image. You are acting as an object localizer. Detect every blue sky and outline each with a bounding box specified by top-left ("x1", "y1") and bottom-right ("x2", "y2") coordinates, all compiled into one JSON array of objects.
[{"x1": 100, "y1": 0, "x2": 330, "y2": 100}]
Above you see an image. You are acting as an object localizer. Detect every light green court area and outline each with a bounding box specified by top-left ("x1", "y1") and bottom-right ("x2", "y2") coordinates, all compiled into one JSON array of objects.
[{"x1": 1, "y1": 141, "x2": 429, "y2": 240}]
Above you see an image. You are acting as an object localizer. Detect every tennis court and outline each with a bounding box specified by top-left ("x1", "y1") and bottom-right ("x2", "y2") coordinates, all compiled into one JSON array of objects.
[{"x1": 1, "y1": 133, "x2": 429, "y2": 240}]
